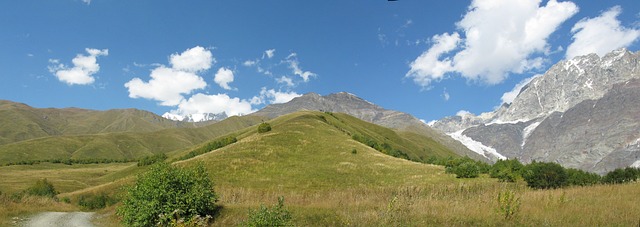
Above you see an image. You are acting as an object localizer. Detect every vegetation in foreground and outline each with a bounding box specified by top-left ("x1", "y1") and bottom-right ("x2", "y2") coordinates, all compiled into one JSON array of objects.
[{"x1": 1, "y1": 111, "x2": 639, "y2": 226}]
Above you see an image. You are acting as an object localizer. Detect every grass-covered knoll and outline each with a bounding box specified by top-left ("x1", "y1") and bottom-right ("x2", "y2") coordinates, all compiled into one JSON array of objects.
[
  {"x1": 178, "y1": 111, "x2": 454, "y2": 190},
  {"x1": 0, "y1": 115, "x2": 264, "y2": 165}
]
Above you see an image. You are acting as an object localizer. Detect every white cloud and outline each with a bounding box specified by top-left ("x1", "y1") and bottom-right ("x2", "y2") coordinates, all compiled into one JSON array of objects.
[
  {"x1": 214, "y1": 67, "x2": 235, "y2": 90},
  {"x1": 500, "y1": 74, "x2": 542, "y2": 104},
  {"x1": 48, "y1": 48, "x2": 108, "y2": 85},
  {"x1": 124, "y1": 66, "x2": 206, "y2": 106},
  {"x1": 125, "y1": 46, "x2": 214, "y2": 106},
  {"x1": 264, "y1": 49, "x2": 276, "y2": 59},
  {"x1": 169, "y1": 93, "x2": 255, "y2": 117},
  {"x1": 243, "y1": 60, "x2": 257, "y2": 66},
  {"x1": 566, "y1": 6, "x2": 640, "y2": 59},
  {"x1": 443, "y1": 89, "x2": 450, "y2": 101},
  {"x1": 407, "y1": 33, "x2": 460, "y2": 87},
  {"x1": 169, "y1": 46, "x2": 214, "y2": 72},
  {"x1": 259, "y1": 88, "x2": 301, "y2": 104},
  {"x1": 456, "y1": 110, "x2": 473, "y2": 117},
  {"x1": 286, "y1": 53, "x2": 316, "y2": 82},
  {"x1": 407, "y1": 0, "x2": 578, "y2": 87},
  {"x1": 276, "y1": 76, "x2": 295, "y2": 87},
  {"x1": 81, "y1": 0, "x2": 91, "y2": 5}
]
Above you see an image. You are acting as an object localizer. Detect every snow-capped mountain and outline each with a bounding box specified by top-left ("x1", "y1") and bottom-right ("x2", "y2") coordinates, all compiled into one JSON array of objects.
[
  {"x1": 431, "y1": 48, "x2": 640, "y2": 174},
  {"x1": 162, "y1": 112, "x2": 228, "y2": 123}
]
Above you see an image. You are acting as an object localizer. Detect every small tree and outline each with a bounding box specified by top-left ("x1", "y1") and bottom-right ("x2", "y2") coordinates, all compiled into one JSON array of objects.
[
  {"x1": 454, "y1": 162, "x2": 480, "y2": 178},
  {"x1": 490, "y1": 159, "x2": 524, "y2": 182},
  {"x1": 257, "y1": 122, "x2": 272, "y2": 133},
  {"x1": 566, "y1": 168, "x2": 601, "y2": 186},
  {"x1": 522, "y1": 161, "x2": 568, "y2": 189},
  {"x1": 602, "y1": 167, "x2": 640, "y2": 184},
  {"x1": 117, "y1": 162, "x2": 218, "y2": 226},
  {"x1": 25, "y1": 178, "x2": 57, "y2": 198}
]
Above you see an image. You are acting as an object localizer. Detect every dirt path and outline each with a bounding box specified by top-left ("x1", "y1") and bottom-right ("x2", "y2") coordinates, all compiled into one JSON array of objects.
[{"x1": 24, "y1": 212, "x2": 95, "y2": 227}]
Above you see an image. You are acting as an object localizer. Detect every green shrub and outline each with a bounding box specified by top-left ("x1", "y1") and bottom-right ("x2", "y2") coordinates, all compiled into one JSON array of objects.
[
  {"x1": 117, "y1": 162, "x2": 218, "y2": 227},
  {"x1": 453, "y1": 162, "x2": 480, "y2": 178},
  {"x1": 25, "y1": 179, "x2": 57, "y2": 198},
  {"x1": 522, "y1": 161, "x2": 568, "y2": 189},
  {"x1": 179, "y1": 136, "x2": 237, "y2": 161},
  {"x1": 602, "y1": 167, "x2": 640, "y2": 184},
  {"x1": 351, "y1": 148, "x2": 357, "y2": 154},
  {"x1": 497, "y1": 190, "x2": 520, "y2": 220},
  {"x1": 137, "y1": 153, "x2": 167, "y2": 167},
  {"x1": 78, "y1": 193, "x2": 117, "y2": 210},
  {"x1": 243, "y1": 196, "x2": 292, "y2": 227},
  {"x1": 490, "y1": 159, "x2": 524, "y2": 182},
  {"x1": 566, "y1": 168, "x2": 601, "y2": 186},
  {"x1": 258, "y1": 122, "x2": 272, "y2": 133}
]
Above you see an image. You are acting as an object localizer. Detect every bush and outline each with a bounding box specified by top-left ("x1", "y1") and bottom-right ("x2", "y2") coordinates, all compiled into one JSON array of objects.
[
  {"x1": 117, "y1": 162, "x2": 218, "y2": 226},
  {"x1": 490, "y1": 159, "x2": 524, "y2": 182},
  {"x1": 454, "y1": 162, "x2": 480, "y2": 178},
  {"x1": 258, "y1": 122, "x2": 272, "y2": 133},
  {"x1": 25, "y1": 179, "x2": 57, "y2": 198},
  {"x1": 78, "y1": 193, "x2": 117, "y2": 210},
  {"x1": 137, "y1": 153, "x2": 167, "y2": 167},
  {"x1": 602, "y1": 167, "x2": 640, "y2": 184},
  {"x1": 522, "y1": 161, "x2": 568, "y2": 189},
  {"x1": 243, "y1": 196, "x2": 292, "y2": 227},
  {"x1": 566, "y1": 168, "x2": 601, "y2": 186}
]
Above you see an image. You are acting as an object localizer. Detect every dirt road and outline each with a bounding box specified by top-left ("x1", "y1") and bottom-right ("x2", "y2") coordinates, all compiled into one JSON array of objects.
[{"x1": 24, "y1": 212, "x2": 95, "y2": 227}]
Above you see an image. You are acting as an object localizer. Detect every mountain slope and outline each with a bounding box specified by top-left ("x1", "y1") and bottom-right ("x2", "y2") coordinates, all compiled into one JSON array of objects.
[
  {"x1": 432, "y1": 48, "x2": 640, "y2": 173},
  {"x1": 252, "y1": 92, "x2": 484, "y2": 161},
  {"x1": 0, "y1": 100, "x2": 194, "y2": 145},
  {"x1": 0, "y1": 115, "x2": 264, "y2": 165}
]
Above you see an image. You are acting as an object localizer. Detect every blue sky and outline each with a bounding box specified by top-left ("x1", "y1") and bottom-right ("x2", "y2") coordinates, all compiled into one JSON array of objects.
[{"x1": 1, "y1": 0, "x2": 639, "y2": 122}]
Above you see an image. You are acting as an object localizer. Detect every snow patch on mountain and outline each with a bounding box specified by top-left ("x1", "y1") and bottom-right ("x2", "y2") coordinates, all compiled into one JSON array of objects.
[
  {"x1": 448, "y1": 130, "x2": 506, "y2": 160},
  {"x1": 521, "y1": 121, "x2": 541, "y2": 148}
]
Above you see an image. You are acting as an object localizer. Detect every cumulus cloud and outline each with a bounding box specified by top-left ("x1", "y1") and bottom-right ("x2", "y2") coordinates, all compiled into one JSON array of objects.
[
  {"x1": 264, "y1": 49, "x2": 276, "y2": 59},
  {"x1": 243, "y1": 60, "x2": 257, "y2": 66},
  {"x1": 407, "y1": 0, "x2": 578, "y2": 87},
  {"x1": 500, "y1": 74, "x2": 542, "y2": 104},
  {"x1": 124, "y1": 66, "x2": 206, "y2": 106},
  {"x1": 286, "y1": 53, "x2": 316, "y2": 82},
  {"x1": 566, "y1": 6, "x2": 640, "y2": 59},
  {"x1": 125, "y1": 46, "x2": 212, "y2": 106},
  {"x1": 169, "y1": 46, "x2": 214, "y2": 72},
  {"x1": 169, "y1": 93, "x2": 255, "y2": 117},
  {"x1": 214, "y1": 67, "x2": 235, "y2": 90},
  {"x1": 48, "y1": 48, "x2": 108, "y2": 85}
]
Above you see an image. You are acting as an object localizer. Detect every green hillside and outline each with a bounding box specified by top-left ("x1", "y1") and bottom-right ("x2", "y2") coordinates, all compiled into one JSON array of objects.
[
  {"x1": 177, "y1": 111, "x2": 458, "y2": 190},
  {"x1": 0, "y1": 100, "x2": 200, "y2": 145},
  {"x1": 0, "y1": 115, "x2": 264, "y2": 165}
]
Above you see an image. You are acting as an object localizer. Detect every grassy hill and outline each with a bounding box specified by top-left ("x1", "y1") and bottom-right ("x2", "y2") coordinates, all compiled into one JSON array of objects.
[
  {"x1": 177, "y1": 111, "x2": 458, "y2": 189},
  {"x1": 0, "y1": 115, "x2": 264, "y2": 165},
  {"x1": 0, "y1": 100, "x2": 203, "y2": 145}
]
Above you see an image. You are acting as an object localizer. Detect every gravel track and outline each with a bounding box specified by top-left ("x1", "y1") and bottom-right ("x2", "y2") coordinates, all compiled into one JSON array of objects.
[{"x1": 24, "y1": 212, "x2": 95, "y2": 227}]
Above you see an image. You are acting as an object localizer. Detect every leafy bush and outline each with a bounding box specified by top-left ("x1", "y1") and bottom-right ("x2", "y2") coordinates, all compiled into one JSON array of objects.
[
  {"x1": 602, "y1": 167, "x2": 640, "y2": 184},
  {"x1": 25, "y1": 179, "x2": 57, "y2": 198},
  {"x1": 258, "y1": 122, "x2": 272, "y2": 133},
  {"x1": 454, "y1": 162, "x2": 480, "y2": 178},
  {"x1": 179, "y1": 136, "x2": 237, "y2": 161},
  {"x1": 351, "y1": 148, "x2": 357, "y2": 154},
  {"x1": 522, "y1": 161, "x2": 568, "y2": 189},
  {"x1": 117, "y1": 162, "x2": 218, "y2": 227},
  {"x1": 490, "y1": 159, "x2": 524, "y2": 182},
  {"x1": 566, "y1": 168, "x2": 601, "y2": 186},
  {"x1": 243, "y1": 196, "x2": 292, "y2": 227},
  {"x1": 78, "y1": 193, "x2": 117, "y2": 210},
  {"x1": 137, "y1": 153, "x2": 167, "y2": 166}
]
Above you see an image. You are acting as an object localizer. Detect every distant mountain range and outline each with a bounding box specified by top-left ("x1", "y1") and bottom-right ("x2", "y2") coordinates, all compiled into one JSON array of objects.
[
  {"x1": 162, "y1": 112, "x2": 228, "y2": 123},
  {"x1": 431, "y1": 48, "x2": 640, "y2": 174}
]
